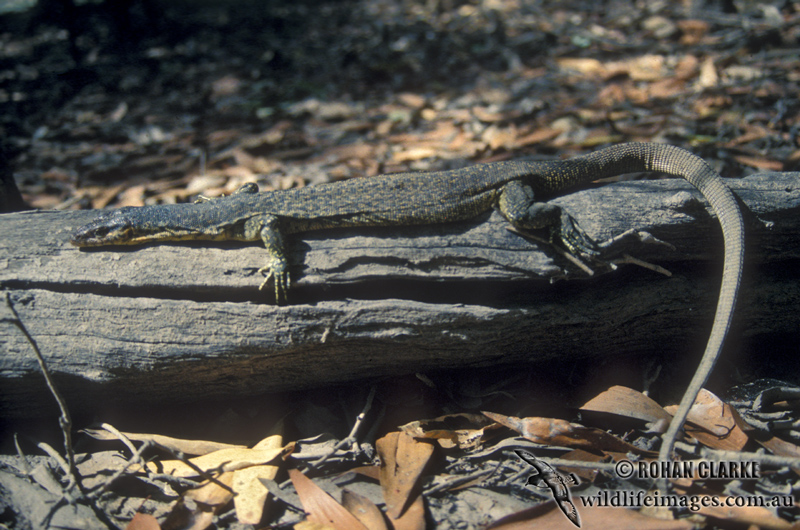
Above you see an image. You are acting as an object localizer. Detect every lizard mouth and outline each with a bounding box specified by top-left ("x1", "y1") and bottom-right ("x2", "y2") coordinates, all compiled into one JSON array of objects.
[
  {"x1": 70, "y1": 225, "x2": 122, "y2": 246},
  {"x1": 71, "y1": 221, "x2": 212, "y2": 247}
]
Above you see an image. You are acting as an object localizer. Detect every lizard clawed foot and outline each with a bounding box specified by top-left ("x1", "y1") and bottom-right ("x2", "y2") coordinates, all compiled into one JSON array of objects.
[
  {"x1": 509, "y1": 212, "x2": 668, "y2": 278},
  {"x1": 506, "y1": 226, "x2": 596, "y2": 276},
  {"x1": 258, "y1": 262, "x2": 290, "y2": 304},
  {"x1": 555, "y1": 211, "x2": 601, "y2": 257}
]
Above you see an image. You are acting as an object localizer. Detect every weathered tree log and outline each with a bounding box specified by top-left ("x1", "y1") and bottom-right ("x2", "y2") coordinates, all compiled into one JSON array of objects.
[{"x1": 1, "y1": 173, "x2": 798, "y2": 416}]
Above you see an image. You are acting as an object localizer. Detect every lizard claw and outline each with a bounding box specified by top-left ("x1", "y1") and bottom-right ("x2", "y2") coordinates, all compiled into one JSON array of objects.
[
  {"x1": 258, "y1": 261, "x2": 290, "y2": 304},
  {"x1": 555, "y1": 211, "x2": 601, "y2": 257}
]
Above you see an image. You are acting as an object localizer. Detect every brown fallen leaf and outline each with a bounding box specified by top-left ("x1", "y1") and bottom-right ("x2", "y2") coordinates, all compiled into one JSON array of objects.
[
  {"x1": 397, "y1": 93, "x2": 426, "y2": 109},
  {"x1": 556, "y1": 449, "x2": 609, "y2": 483},
  {"x1": 514, "y1": 127, "x2": 561, "y2": 147},
  {"x1": 288, "y1": 468, "x2": 368, "y2": 530},
  {"x1": 126, "y1": 512, "x2": 161, "y2": 530},
  {"x1": 347, "y1": 465, "x2": 381, "y2": 481},
  {"x1": 612, "y1": 54, "x2": 666, "y2": 81},
  {"x1": 732, "y1": 154, "x2": 784, "y2": 171},
  {"x1": 391, "y1": 147, "x2": 437, "y2": 163},
  {"x1": 556, "y1": 57, "x2": 606, "y2": 77},
  {"x1": 697, "y1": 57, "x2": 719, "y2": 89},
  {"x1": 663, "y1": 389, "x2": 748, "y2": 452},
  {"x1": 472, "y1": 106, "x2": 506, "y2": 123},
  {"x1": 293, "y1": 522, "x2": 336, "y2": 530},
  {"x1": 341, "y1": 489, "x2": 389, "y2": 530},
  {"x1": 757, "y1": 434, "x2": 800, "y2": 461},
  {"x1": 146, "y1": 445, "x2": 285, "y2": 477},
  {"x1": 725, "y1": 126, "x2": 772, "y2": 146},
  {"x1": 580, "y1": 385, "x2": 672, "y2": 424},
  {"x1": 169, "y1": 472, "x2": 235, "y2": 530},
  {"x1": 647, "y1": 78, "x2": 687, "y2": 100},
  {"x1": 376, "y1": 432, "x2": 435, "y2": 519},
  {"x1": 233, "y1": 433, "x2": 284, "y2": 525},
  {"x1": 673, "y1": 54, "x2": 700, "y2": 80},
  {"x1": 185, "y1": 470, "x2": 235, "y2": 507},
  {"x1": 678, "y1": 19, "x2": 711, "y2": 45},
  {"x1": 482, "y1": 124, "x2": 518, "y2": 151},
  {"x1": 388, "y1": 493, "x2": 426, "y2": 530}
]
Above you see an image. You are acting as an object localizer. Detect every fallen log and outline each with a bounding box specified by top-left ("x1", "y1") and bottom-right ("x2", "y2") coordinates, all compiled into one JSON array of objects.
[{"x1": 1, "y1": 173, "x2": 798, "y2": 416}]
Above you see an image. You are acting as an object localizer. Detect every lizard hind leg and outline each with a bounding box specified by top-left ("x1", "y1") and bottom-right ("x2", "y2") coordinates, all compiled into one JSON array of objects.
[
  {"x1": 498, "y1": 180, "x2": 601, "y2": 257},
  {"x1": 250, "y1": 214, "x2": 291, "y2": 303}
]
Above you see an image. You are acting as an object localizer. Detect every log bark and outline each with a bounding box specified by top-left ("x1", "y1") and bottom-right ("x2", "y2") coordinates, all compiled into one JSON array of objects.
[{"x1": 1, "y1": 173, "x2": 799, "y2": 416}]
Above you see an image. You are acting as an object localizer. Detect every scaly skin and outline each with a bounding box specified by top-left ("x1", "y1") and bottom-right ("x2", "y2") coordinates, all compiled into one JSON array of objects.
[{"x1": 71, "y1": 142, "x2": 744, "y2": 471}]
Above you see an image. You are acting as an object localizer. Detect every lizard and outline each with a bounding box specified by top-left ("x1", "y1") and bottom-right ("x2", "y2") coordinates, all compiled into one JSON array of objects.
[{"x1": 70, "y1": 142, "x2": 744, "y2": 467}]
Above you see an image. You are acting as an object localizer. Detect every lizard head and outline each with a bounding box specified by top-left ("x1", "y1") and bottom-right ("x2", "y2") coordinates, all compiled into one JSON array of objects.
[
  {"x1": 70, "y1": 206, "x2": 198, "y2": 247},
  {"x1": 70, "y1": 207, "x2": 151, "y2": 247},
  {"x1": 70, "y1": 203, "x2": 237, "y2": 247}
]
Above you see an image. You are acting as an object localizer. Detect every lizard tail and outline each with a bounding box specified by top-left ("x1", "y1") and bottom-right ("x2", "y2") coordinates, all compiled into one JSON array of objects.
[
  {"x1": 561, "y1": 142, "x2": 744, "y2": 464},
  {"x1": 629, "y1": 142, "x2": 745, "y2": 464}
]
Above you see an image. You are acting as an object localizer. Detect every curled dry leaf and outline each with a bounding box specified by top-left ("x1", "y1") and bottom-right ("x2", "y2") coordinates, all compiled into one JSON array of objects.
[
  {"x1": 482, "y1": 411, "x2": 655, "y2": 456},
  {"x1": 82, "y1": 427, "x2": 247, "y2": 456},
  {"x1": 399, "y1": 412, "x2": 498, "y2": 450}
]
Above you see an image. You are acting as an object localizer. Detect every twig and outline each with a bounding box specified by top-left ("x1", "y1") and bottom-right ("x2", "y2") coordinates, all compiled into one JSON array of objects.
[
  {"x1": 425, "y1": 469, "x2": 495, "y2": 495},
  {"x1": 2, "y1": 292, "x2": 80, "y2": 490},
  {"x1": 311, "y1": 386, "x2": 377, "y2": 468},
  {"x1": 160, "y1": 447, "x2": 235, "y2": 494},
  {"x1": 99, "y1": 422, "x2": 140, "y2": 458},
  {"x1": 505, "y1": 227, "x2": 595, "y2": 276},
  {"x1": 13, "y1": 433, "x2": 32, "y2": 474},
  {"x1": 611, "y1": 254, "x2": 672, "y2": 277}
]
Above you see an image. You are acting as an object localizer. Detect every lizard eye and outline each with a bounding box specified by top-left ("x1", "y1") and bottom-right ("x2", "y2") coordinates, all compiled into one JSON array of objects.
[{"x1": 92, "y1": 226, "x2": 111, "y2": 238}]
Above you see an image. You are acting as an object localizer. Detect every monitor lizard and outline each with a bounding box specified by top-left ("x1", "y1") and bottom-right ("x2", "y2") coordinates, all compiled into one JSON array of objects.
[{"x1": 71, "y1": 142, "x2": 745, "y2": 466}]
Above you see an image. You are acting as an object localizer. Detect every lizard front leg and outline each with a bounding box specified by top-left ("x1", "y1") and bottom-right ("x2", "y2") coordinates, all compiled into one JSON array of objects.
[
  {"x1": 498, "y1": 180, "x2": 600, "y2": 256},
  {"x1": 246, "y1": 214, "x2": 290, "y2": 303}
]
